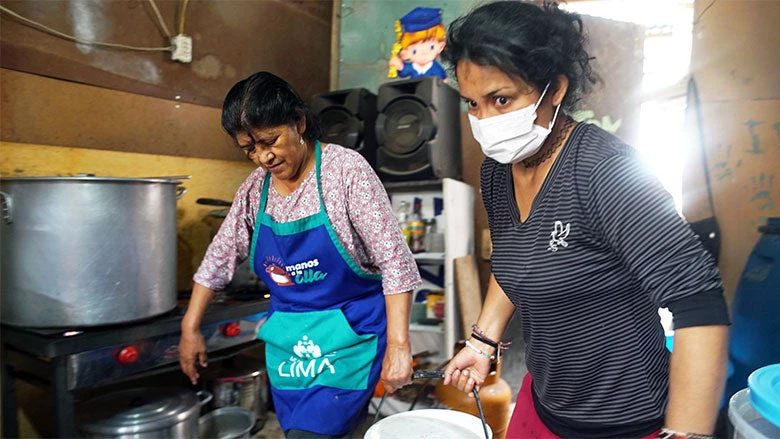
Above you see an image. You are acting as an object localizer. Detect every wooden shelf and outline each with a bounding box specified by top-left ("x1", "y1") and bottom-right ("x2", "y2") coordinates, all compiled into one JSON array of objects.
[
  {"x1": 409, "y1": 322, "x2": 444, "y2": 333},
  {"x1": 413, "y1": 252, "x2": 445, "y2": 264},
  {"x1": 383, "y1": 179, "x2": 444, "y2": 192}
]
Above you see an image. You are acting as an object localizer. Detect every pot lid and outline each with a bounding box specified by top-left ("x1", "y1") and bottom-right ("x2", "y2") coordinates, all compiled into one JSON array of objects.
[
  {"x1": 0, "y1": 174, "x2": 190, "y2": 184},
  {"x1": 79, "y1": 387, "x2": 203, "y2": 434},
  {"x1": 748, "y1": 364, "x2": 780, "y2": 427}
]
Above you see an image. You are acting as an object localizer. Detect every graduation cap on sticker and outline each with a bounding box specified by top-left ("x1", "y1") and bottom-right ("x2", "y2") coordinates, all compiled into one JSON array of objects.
[{"x1": 399, "y1": 7, "x2": 443, "y2": 33}]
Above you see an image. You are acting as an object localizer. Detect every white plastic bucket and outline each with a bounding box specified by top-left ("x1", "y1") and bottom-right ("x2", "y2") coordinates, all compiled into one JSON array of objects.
[
  {"x1": 364, "y1": 409, "x2": 492, "y2": 439},
  {"x1": 728, "y1": 389, "x2": 780, "y2": 439}
]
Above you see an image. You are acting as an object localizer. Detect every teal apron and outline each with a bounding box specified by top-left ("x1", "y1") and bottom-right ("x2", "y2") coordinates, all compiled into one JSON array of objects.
[{"x1": 252, "y1": 141, "x2": 386, "y2": 435}]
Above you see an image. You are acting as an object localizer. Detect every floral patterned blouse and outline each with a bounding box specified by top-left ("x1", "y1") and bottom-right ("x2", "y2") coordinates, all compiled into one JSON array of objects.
[{"x1": 194, "y1": 143, "x2": 421, "y2": 295}]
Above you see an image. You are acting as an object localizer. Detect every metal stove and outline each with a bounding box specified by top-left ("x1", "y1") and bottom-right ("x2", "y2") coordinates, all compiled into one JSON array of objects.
[{"x1": 1, "y1": 287, "x2": 270, "y2": 437}]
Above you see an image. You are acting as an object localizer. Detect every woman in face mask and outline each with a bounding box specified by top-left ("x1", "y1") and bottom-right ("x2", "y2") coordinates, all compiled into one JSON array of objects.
[{"x1": 441, "y1": 2, "x2": 730, "y2": 438}]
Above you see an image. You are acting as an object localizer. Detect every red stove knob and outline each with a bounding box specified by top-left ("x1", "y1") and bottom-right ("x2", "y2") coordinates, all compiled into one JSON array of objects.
[
  {"x1": 222, "y1": 322, "x2": 241, "y2": 337},
  {"x1": 117, "y1": 346, "x2": 139, "y2": 365}
]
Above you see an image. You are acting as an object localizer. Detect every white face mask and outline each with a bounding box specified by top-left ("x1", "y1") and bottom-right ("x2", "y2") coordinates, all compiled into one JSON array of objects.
[{"x1": 468, "y1": 82, "x2": 562, "y2": 164}]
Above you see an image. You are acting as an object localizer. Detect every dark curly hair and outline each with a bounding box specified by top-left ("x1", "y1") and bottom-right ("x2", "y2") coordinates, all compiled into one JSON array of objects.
[
  {"x1": 441, "y1": 1, "x2": 597, "y2": 111},
  {"x1": 221, "y1": 71, "x2": 322, "y2": 142}
]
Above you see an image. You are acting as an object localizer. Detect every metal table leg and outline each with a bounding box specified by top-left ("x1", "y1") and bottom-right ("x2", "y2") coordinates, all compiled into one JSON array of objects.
[{"x1": 52, "y1": 356, "x2": 77, "y2": 438}]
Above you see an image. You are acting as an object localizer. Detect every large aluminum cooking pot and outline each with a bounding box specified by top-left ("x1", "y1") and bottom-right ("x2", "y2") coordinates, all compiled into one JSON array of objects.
[
  {"x1": 79, "y1": 387, "x2": 212, "y2": 438},
  {"x1": 0, "y1": 175, "x2": 188, "y2": 327}
]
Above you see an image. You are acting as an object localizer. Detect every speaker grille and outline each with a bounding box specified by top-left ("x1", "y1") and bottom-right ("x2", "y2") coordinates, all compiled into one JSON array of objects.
[
  {"x1": 319, "y1": 107, "x2": 362, "y2": 151},
  {"x1": 380, "y1": 98, "x2": 433, "y2": 155}
]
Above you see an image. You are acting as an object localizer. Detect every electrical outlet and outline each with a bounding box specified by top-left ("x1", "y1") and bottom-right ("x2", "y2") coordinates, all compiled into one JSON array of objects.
[{"x1": 171, "y1": 34, "x2": 192, "y2": 63}]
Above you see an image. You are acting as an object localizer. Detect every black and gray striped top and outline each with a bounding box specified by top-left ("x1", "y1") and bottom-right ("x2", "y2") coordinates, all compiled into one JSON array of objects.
[{"x1": 482, "y1": 123, "x2": 724, "y2": 437}]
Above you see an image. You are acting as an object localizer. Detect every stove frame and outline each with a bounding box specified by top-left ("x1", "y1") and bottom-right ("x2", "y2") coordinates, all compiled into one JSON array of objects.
[{"x1": 1, "y1": 298, "x2": 269, "y2": 437}]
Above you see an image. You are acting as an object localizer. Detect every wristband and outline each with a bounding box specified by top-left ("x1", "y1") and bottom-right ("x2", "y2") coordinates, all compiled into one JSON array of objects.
[
  {"x1": 470, "y1": 332, "x2": 498, "y2": 349},
  {"x1": 465, "y1": 340, "x2": 496, "y2": 361},
  {"x1": 471, "y1": 323, "x2": 512, "y2": 351}
]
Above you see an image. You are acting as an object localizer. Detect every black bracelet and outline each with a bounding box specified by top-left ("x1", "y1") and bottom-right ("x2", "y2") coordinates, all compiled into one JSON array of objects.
[{"x1": 470, "y1": 332, "x2": 499, "y2": 349}]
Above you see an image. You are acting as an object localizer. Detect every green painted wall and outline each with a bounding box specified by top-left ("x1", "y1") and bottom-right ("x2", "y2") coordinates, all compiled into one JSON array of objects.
[{"x1": 337, "y1": 0, "x2": 477, "y2": 92}]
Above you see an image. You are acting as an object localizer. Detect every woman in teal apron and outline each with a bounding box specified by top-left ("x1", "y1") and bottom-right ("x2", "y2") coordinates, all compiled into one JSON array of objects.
[
  {"x1": 179, "y1": 72, "x2": 419, "y2": 438},
  {"x1": 254, "y1": 140, "x2": 388, "y2": 436}
]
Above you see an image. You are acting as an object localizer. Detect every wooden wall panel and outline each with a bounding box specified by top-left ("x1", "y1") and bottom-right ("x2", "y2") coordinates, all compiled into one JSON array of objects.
[
  {"x1": 0, "y1": 0, "x2": 332, "y2": 106},
  {"x1": 1, "y1": 69, "x2": 243, "y2": 160}
]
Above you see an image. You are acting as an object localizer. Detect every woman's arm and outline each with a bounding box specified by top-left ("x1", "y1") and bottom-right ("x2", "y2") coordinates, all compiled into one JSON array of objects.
[
  {"x1": 381, "y1": 291, "x2": 414, "y2": 393},
  {"x1": 443, "y1": 273, "x2": 515, "y2": 394},
  {"x1": 588, "y1": 153, "x2": 730, "y2": 433},
  {"x1": 664, "y1": 325, "x2": 729, "y2": 435},
  {"x1": 179, "y1": 282, "x2": 216, "y2": 384},
  {"x1": 192, "y1": 170, "x2": 262, "y2": 291}
]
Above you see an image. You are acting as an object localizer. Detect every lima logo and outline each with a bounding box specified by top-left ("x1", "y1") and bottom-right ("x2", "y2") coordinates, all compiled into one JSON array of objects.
[
  {"x1": 264, "y1": 256, "x2": 328, "y2": 287},
  {"x1": 278, "y1": 336, "x2": 336, "y2": 378}
]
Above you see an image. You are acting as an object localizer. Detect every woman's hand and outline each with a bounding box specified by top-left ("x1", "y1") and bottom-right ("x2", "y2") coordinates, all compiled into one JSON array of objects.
[
  {"x1": 443, "y1": 343, "x2": 493, "y2": 396},
  {"x1": 179, "y1": 328, "x2": 207, "y2": 385},
  {"x1": 178, "y1": 283, "x2": 216, "y2": 384},
  {"x1": 381, "y1": 341, "x2": 414, "y2": 394}
]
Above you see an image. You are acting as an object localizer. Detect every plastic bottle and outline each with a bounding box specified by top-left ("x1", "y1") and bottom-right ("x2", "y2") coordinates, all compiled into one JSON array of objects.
[
  {"x1": 396, "y1": 201, "x2": 412, "y2": 246},
  {"x1": 409, "y1": 198, "x2": 425, "y2": 253}
]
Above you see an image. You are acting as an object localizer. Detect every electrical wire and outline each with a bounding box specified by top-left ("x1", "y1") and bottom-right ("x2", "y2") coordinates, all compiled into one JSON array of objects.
[
  {"x1": 0, "y1": 5, "x2": 173, "y2": 52},
  {"x1": 178, "y1": 0, "x2": 190, "y2": 35},
  {"x1": 694, "y1": 0, "x2": 716, "y2": 25},
  {"x1": 147, "y1": 0, "x2": 172, "y2": 38}
]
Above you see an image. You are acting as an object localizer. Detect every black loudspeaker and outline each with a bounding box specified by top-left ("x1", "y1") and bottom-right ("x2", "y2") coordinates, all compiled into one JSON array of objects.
[
  {"x1": 375, "y1": 77, "x2": 462, "y2": 182},
  {"x1": 310, "y1": 88, "x2": 377, "y2": 165}
]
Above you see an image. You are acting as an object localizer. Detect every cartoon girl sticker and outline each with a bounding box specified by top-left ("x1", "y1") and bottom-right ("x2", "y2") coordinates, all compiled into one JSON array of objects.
[{"x1": 388, "y1": 7, "x2": 447, "y2": 81}]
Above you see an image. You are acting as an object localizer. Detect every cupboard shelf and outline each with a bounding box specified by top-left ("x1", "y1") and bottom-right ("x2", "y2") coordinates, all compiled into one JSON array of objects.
[
  {"x1": 386, "y1": 178, "x2": 475, "y2": 360},
  {"x1": 413, "y1": 252, "x2": 445, "y2": 264}
]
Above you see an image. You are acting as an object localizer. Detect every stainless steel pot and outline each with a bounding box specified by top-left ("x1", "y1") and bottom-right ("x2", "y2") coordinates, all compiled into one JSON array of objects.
[
  {"x1": 0, "y1": 175, "x2": 188, "y2": 327},
  {"x1": 198, "y1": 406, "x2": 256, "y2": 439},
  {"x1": 79, "y1": 387, "x2": 212, "y2": 438},
  {"x1": 206, "y1": 355, "x2": 270, "y2": 432}
]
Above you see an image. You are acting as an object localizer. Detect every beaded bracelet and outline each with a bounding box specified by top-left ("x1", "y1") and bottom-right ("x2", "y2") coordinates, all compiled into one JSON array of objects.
[
  {"x1": 658, "y1": 428, "x2": 714, "y2": 439},
  {"x1": 465, "y1": 340, "x2": 496, "y2": 361},
  {"x1": 472, "y1": 323, "x2": 512, "y2": 351}
]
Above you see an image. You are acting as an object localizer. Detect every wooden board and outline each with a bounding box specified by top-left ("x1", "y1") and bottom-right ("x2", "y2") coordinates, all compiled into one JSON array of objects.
[{"x1": 454, "y1": 254, "x2": 482, "y2": 338}]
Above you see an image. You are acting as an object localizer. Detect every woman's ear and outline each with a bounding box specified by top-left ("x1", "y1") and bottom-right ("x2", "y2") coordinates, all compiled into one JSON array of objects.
[
  {"x1": 552, "y1": 75, "x2": 570, "y2": 107},
  {"x1": 297, "y1": 118, "x2": 307, "y2": 137}
]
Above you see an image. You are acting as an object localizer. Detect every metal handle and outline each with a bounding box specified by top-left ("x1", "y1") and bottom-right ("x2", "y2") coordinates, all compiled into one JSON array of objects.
[
  {"x1": 0, "y1": 191, "x2": 12, "y2": 225},
  {"x1": 196, "y1": 390, "x2": 213, "y2": 407},
  {"x1": 412, "y1": 369, "x2": 444, "y2": 380},
  {"x1": 176, "y1": 186, "x2": 187, "y2": 200},
  {"x1": 196, "y1": 198, "x2": 232, "y2": 207},
  {"x1": 473, "y1": 387, "x2": 490, "y2": 439}
]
